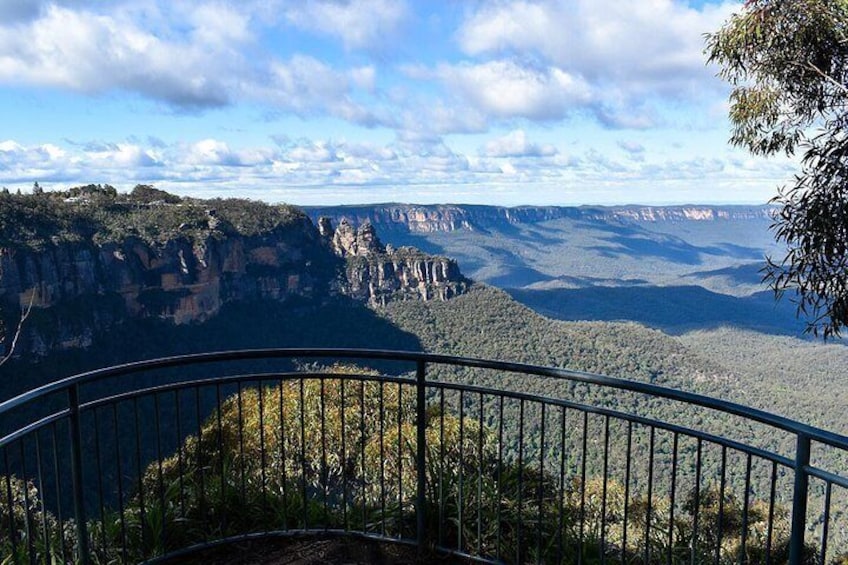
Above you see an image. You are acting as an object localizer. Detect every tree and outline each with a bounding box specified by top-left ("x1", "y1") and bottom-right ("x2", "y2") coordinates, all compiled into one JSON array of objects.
[
  {"x1": 0, "y1": 292, "x2": 34, "y2": 368},
  {"x1": 706, "y1": 0, "x2": 848, "y2": 337}
]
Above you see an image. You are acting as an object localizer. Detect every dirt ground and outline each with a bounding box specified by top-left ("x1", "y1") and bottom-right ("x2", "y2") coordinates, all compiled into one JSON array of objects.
[{"x1": 164, "y1": 535, "x2": 471, "y2": 564}]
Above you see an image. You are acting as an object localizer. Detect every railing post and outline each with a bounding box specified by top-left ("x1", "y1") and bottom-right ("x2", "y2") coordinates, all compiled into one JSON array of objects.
[
  {"x1": 789, "y1": 433, "x2": 811, "y2": 565},
  {"x1": 415, "y1": 360, "x2": 427, "y2": 556},
  {"x1": 68, "y1": 384, "x2": 90, "y2": 565}
]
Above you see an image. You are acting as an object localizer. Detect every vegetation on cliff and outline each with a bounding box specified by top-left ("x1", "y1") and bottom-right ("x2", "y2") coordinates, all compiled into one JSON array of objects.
[{"x1": 0, "y1": 184, "x2": 304, "y2": 251}]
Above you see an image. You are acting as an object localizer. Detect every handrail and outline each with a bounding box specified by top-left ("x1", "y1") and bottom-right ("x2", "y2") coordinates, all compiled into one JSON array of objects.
[
  {"x1": 0, "y1": 348, "x2": 845, "y2": 565},
  {"x1": 3, "y1": 347, "x2": 847, "y2": 450}
]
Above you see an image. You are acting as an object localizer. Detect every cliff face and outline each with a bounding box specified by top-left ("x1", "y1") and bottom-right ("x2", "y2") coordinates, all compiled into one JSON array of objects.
[
  {"x1": 323, "y1": 218, "x2": 469, "y2": 305},
  {"x1": 0, "y1": 212, "x2": 468, "y2": 358},
  {"x1": 307, "y1": 204, "x2": 775, "y2": 234}
]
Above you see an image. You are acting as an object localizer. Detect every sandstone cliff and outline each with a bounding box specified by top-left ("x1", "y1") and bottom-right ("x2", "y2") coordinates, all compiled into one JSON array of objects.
[
  {"x1": 0, "y1": 193, "x2": 468, "y2": 359},
  {"x1": 322, "y1": 218, "x2": 468, "y2": 305},
  {"x1": 307, "y1": 204, "x2": 775, "y2": 234}
]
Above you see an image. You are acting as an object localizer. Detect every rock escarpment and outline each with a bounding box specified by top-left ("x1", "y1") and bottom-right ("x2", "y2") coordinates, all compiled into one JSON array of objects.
[
  {"x1": 307, "y1": 204, "x2": 775, "y2": 234},
  {"x1": 322, "y1": 218, "x2": 469, "y2": 305},
  {"x1": 0, "y1": 215, "x2": 335, "y2": 356},
  {"x1": 0, "y1": 195, "x2": 469, "y2": 359}
]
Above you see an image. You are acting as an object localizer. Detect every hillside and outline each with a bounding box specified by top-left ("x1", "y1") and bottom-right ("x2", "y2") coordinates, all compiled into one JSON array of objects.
[{"x1": 0, "y1": 189, "x2": 466, "y2": 389}]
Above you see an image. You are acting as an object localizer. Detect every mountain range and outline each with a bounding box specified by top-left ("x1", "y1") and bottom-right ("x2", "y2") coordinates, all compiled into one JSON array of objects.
[{"x1": 307, "y1": 203, "x2": 801, "y2": 335}]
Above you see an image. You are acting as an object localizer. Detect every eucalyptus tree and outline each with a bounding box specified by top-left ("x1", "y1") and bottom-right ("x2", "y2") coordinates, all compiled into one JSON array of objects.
[{"x1": 707, "y1": 0, "x2": 848, "y2": 337}]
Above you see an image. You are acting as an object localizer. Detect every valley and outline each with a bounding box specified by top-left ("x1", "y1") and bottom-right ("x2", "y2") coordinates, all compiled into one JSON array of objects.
[{"x1": 2, "y1": 191, "x2": 848, "y2": 561}]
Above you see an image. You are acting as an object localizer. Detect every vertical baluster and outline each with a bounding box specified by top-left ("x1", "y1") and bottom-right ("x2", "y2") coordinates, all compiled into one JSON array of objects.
[
  {"x1": 19, "y1": 438, "x2": 34, "y2": 562},
  {"x1": 50, "y1": 423, "x2": 67, "y2": 564},
  {"x1": 112, "y1": 404, "x2": 127, "y2": 563},
  {"x1": 580, "y1": 411, "x2": 588, "y2": 565},
  {"x1": 415, "y1": 361, "x2": 426, "y2": 554},
  {"x1": 496, "y1": 395, "x2": 504, "y2": 561},
  {"x1": 379, "y1": 380, "x2": 386, "y2": 537},
  {"x1": 33, "y1": 431, "x2": 49, "y2": 561},
  {"x1": 154, "y1": 393, "x2": 165, "y2": 552},
  {"x1": 215, "y1": 385, "x2": 225, "y2": 533},
  {"x1": 458, "y1": 389, "x2": 465, "y2": 552},
  {"x1": 237, "y1": 382, "x2": 246, "y2": 508},
  {"x1": 194, "y1": 387, "x2": 205, "y2": 531},
  {"x1": 537, "y1": 403, "x2": 546, "y2": 565},
  {"x1": 716, "y1": 445, "x2": 727, "y2": 565},
  {"x1": 341, "y1": 378, "x2": 349, "y2": 531},
  {"x1": 300, "y1": 378, "x2": 308, "y2": 531},
  {"x1": 692, "y1": 438, "x2": 702, "y2": 565},
  {"x1": 622, "y1": 422, "x2": 632, "y2": 565},
  {"x1": 558, "y1": 407, "x2": 567, "y2": 563},
  {"x1": 741, "y1": 453, "x2": 753, "y2": 565},
  {"x1": 175, "y1": 390, "x2": 185, "y2": 520},
  {"x1": 820, "y1": 481, "x2": 832, "y2": 565},
  {"x1": 668, "y1": 433, "x2": 679, "y2": 565},
  {"x1": 93, "y1": 409, "x2": 107, "y2": 557},
  {"x1": 645, "y1": 426, "x2": 656, "y2": 565},
  {"x1": 396, "y1": 381, "x2": 402, "y2": 538},
  {"x1": 4, "y1": 448, "x2": 18, "y2": 561},
  {"x1": 258, "y1": 383, "x2": 267, "y2": 527},
  {"x1": 439, "y1": 387, "x2": 446, "y2": 548},
  {"x1": 517, "y1": 398, "x2": 525, "y2": 565},
  {"x1": 789, "y1": 434, "x2": 811, "y2": 565},
  {"x1": 766, "y1": 461, "x2": 777, "y2": 565},
  {"x1": 601, "y1": 415, "x2": 610, "y2": 565},
  {"x1": 69, "y1": 385, "x2": 90, "y2": 564},
  {"x1": 133, "y1": 397, "x2": 145, "y2": 554},
  {"x1": 360, "y1": 381, "x2": 366, "y2": 533},
  {"x1": 320, "y1": 377, "x2": 328, "y2": 528},
  {"x1": 278, "y1": 381, "x2": 288, "y2": 530},
  {"x1": 478, "y1": 392, "x2": 484, "y2": 558}
]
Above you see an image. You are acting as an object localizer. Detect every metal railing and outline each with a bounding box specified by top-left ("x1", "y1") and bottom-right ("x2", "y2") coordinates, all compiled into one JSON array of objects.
[{"x1": 0, "y1": 348, "x2": 846, "y2": 564}]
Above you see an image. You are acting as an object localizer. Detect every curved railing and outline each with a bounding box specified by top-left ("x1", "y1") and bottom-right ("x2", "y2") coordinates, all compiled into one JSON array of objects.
[{"x1": 0, "y1": 349, "x2": 846, "y2": 564}]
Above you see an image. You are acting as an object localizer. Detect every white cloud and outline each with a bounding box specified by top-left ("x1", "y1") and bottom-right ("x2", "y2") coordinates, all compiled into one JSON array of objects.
[
  {"x1": 458, "y1": 0, "x2": 736, "y2": 88},
  {"x1": 87, "y1": 143, "x2": 160, "y2": 168},
  {"x1": 436, "y1": 60, "x2": 592, "y2": 121},
  {"x1": 0, "y1": 134, "x2": 795, "y2": 207},
  {"x1": 482, "y1": 130, "x2": 558, "y2": 157},
  {"x1": 283, "y1": 0, "x2": 409, "y2": 51},
  {"x1": 0, "y1": 2, "x2": 384, "y2": 123},
  {"x1": 0, "y1": 4, "x2": 242, "y2": 107},
  {"x1": 456, "y1": 0, "x2": 739, "y2": 127}
]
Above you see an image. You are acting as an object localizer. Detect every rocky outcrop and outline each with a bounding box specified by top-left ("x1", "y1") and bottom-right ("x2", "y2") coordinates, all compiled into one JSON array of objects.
[
  {"x1": 307, "y1": 204, "x2": 775, "y2": 234},
  {"x1": 321, "y1": 217, "x2": 469, "y2": 306},
  {"x1": 0, "y1": 213, "x2": 469, "y2": 358}
]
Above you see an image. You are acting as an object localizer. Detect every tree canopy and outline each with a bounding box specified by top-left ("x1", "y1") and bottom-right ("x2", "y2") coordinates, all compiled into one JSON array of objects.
[{"x1": 706, "y1": 0, "x2": 848, "y2": 337}]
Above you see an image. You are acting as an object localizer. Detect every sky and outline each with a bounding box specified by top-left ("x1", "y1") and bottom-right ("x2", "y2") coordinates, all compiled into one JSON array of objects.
[{"x1": 0, "y1": 0, "x2": 798, "y2": 206}]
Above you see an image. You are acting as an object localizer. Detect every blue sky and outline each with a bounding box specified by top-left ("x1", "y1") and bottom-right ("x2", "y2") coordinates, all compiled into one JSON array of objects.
[{"x1": 0, "y1": 0, "x2": 796, "y2": 206}]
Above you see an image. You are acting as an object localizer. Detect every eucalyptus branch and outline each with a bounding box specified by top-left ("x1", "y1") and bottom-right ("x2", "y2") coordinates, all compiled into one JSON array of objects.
[
  {"x1": 0, "y1": 292, "x2": 36, "y2": 368},
  {"x1": 805, "y1": 61, "x2": 848, "y2": 95}
]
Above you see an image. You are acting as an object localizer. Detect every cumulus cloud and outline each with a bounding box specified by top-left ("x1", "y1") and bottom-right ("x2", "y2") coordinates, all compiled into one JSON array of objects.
[
  {"x1": 435, "y1": 60, "x2": 592, "y2": 121},
  {"x1": 0, "y1": 1, "x2": 385, "y2": 123},
  {"x1": 282, "y1": 0, "x2": 409, "y2": 51},
  {"x1": 87, "y1": 143, "x2": 161, "y2": 168},
  {"x1": 458, "y1": 0, "x2": 735, "y2": 89},
  {"x1": 0, "y1": 4, "x2": 242, "y2": 108},
  {"x1": 256, "y1": 55, "x2": 380, "y2": 125},
  {"x1": 482, "y1": 130, "x2": 558, "y2": 157},
  {"x1": 455, "y1": 0, "x2": 738, "y2": 128}
]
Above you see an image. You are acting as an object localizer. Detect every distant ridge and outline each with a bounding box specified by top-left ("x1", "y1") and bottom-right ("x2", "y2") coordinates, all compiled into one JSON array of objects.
[{"x1": 306, "y1": 203, "x2": 775, "y2": 234}]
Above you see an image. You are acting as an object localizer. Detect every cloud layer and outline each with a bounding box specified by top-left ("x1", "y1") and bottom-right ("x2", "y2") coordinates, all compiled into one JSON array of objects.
[{"x1": 0, "y1": 0, "x2": 786, "y2": 205}]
